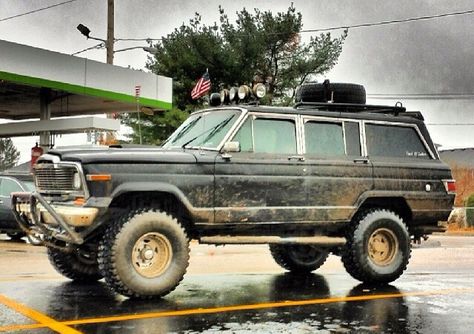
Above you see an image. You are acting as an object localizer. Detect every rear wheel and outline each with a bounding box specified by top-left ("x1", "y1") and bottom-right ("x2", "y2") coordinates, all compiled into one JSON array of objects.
[
  {"x1": 269, "y1": 244, "x2": 329, "y2": 273},
  {"x1": 341, "y1": 209, "x2": 411, "y2": 283},
  {"x1": 47, "y1": 243, "x2": 103, "y2": 282},
  {"x1": 98, "y1": 209, "x2": 190, "y2": 298}
]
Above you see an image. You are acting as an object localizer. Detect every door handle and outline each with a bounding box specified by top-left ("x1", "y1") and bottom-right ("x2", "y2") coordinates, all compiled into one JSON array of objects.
[
  {"x1": 354, "y1": 158, "x2": 370, "y2": 164},
  {"x1": 288, "y1": 155, "x2": 305, "y2": 161}
]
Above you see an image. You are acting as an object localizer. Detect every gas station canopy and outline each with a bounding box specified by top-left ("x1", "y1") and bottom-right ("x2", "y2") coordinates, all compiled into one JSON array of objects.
[{"x1": 0, "y1": 39, "x2": 172, "y2": 137}]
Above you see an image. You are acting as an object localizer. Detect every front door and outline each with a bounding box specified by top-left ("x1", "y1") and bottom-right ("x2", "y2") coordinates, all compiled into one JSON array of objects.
[{"x1": 214, "y1": 113, "x2": 306, "y2": 224}]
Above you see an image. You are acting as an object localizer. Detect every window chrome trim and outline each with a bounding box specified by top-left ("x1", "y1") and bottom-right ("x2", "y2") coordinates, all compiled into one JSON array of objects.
[{"x1": 360, "y1": 120, "x2": 368, "y2": 157}]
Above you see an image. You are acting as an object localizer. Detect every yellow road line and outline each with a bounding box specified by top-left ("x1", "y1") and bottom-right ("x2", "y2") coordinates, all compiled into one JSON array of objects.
[
  {"x1": 0, "y1": 294, "x2": 82, "y2": 334},
  {"x1": 0, "y1": 287, "x2": 472, "y2": 332},
  {"x1": 0, "y1": 276, "x2": 63, "y2": 282}
]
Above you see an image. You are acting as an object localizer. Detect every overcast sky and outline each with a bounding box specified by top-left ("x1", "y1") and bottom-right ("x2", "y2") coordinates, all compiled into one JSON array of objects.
[{"x1": 1, "y1": 0, "x2": 474, "y2": 162}]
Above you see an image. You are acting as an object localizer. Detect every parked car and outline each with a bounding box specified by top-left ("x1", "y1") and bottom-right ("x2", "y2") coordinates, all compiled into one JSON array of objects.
[
  {"x1": 0, "y1": 173, "x2": 34, "y2": 240},
  {"x1": 12, "y1": 82, "x2": 455, "y2": 298}
]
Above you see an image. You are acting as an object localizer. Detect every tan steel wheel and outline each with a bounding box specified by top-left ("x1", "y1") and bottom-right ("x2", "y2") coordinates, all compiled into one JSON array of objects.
[
  {"x1": 368, "y1": 228, "x2": 398, "y2": 266},
  {"x1": 132, "y1": 232, "x2": 172, "y2": 278}
]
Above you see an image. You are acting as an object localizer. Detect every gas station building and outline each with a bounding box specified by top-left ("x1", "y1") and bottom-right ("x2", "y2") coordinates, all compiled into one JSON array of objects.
[{"x1": 0, "y1": 39, "x2": 172, "y2": 160}]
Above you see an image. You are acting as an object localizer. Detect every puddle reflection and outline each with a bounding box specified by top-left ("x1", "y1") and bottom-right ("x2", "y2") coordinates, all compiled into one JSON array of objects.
[{"x1": 42, "y1": 275, "x2": 412, "y2": 333}]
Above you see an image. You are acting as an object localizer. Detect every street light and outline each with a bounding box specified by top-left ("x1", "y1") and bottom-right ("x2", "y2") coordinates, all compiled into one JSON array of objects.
[
  {"x1": 75, "y1": 22, "x2": 157, "y2": 146},
  {"x1": 77, "y1": 23, "x2": 112, "y2": 64},
  {"x1": 76, "y1": 24, "x2": 157, "y2": 56},
  {"x1": 76, "y1": 24, "x2": 106, "y2": 43}
]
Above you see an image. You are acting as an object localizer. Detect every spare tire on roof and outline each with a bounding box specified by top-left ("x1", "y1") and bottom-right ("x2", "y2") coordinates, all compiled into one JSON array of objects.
[{"x1": 295, "y1": 80, "x2": 366, "y2": 104}]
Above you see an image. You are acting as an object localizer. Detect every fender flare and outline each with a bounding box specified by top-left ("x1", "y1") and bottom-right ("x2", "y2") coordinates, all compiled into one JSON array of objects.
[{"x1": 110, "y1": 182, "x2": 196, "y2": 213}]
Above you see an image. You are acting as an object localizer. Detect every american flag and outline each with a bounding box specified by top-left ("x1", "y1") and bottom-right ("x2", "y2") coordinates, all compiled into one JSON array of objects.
[{"x1": 191, "y1": 71, "x2": 211, "y2": 99}]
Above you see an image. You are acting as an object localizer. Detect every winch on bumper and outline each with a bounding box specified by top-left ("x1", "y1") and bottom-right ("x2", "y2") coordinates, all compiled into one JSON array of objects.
[{"x1": 11, "y1": 191, "x2": 99, "y2": 245}]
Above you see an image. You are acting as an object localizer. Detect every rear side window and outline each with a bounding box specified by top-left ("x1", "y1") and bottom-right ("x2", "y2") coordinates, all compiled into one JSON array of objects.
[
  {"x1": 366, "y1": 123, "x2": 430, "y2": 159},
  {"x1": 304, "y1": 120, "x2": 361, "y2": 157},
  {"x1": 233, "y1": 117, "x2": 297, "y2": 154},
  {"x1": 305, "y1": 121, "x2": 344, "y2": 156}
]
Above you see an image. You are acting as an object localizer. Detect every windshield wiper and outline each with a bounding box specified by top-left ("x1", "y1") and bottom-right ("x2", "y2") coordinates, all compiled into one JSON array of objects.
[
  {"x1": 163, "y1": 116, "x2": 202, "y2": 147},
  {"x1": 181, "y1": 114, "x2": 236, "y2": 149}
]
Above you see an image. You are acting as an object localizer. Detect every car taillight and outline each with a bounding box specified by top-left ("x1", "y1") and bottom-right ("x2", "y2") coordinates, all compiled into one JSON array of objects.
[{"x1": 443, "y1": 180, "x2": 456, "y2": 194}]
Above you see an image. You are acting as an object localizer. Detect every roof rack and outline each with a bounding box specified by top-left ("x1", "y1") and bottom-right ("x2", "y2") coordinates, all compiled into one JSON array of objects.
[{"x1": 293, "y1": 102, "x2": 424, "y2": 120}]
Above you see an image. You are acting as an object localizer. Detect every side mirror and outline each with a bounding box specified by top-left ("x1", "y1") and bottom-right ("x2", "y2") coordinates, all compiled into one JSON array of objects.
[{"x1": 222, "y1": 141, "x2": 240, "y2": 153}]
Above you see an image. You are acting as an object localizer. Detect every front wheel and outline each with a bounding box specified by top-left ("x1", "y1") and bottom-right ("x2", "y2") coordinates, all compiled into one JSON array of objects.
[
  {"x1": 269, "y1": 244, "x2": 329, "y2": 273},
  {"x1": 341, "y1": 209, "x2": 411, "y2": 283},
  {"x1": 47, "y1": 243, "x2": 103, "y2": 282},
  {"x1": 98, "y1": 209, "x2": 190, "y2": 298}
]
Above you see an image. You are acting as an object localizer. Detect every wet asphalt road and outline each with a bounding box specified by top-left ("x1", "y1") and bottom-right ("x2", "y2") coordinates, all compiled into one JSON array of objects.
[{"x1": 0, "y1": 235, "x2": 474, "y2": 333}]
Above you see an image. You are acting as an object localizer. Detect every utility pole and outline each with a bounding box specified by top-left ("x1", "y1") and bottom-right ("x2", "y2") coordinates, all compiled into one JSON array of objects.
[
  {"x1": 105, "y1": 0, "x2": 116, "y2": 144},
  {"x1": 106, "y1": 0, "x2": 114, "y2": 65}
]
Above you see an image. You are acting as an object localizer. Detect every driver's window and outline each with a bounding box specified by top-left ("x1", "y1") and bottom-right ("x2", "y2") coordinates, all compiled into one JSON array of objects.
[{"x1": 233, "y1": 116, "x2": 297, "y2": 154}]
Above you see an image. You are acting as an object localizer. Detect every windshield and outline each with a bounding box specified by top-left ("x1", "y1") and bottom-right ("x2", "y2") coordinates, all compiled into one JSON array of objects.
[
  {"x1": 162, "y1": 109, "x2": 241, "y2": 149},
  {"x1": 23, "y1": 181, "x2": 35, "y2": 192}
]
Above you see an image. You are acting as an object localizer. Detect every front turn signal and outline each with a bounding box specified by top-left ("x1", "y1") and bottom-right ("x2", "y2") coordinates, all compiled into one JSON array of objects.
[{"x1": 86, "y1": 174, "x2": 112, "y2": 181}]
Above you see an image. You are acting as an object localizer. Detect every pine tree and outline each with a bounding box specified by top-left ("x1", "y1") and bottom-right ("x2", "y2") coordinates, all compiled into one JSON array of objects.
[
  {"x1": 122, "y1": 5, "x2": 347, "y2": 144},
  {"x1": 0, "y1": 138, "x2": 20, "y2": 171}
]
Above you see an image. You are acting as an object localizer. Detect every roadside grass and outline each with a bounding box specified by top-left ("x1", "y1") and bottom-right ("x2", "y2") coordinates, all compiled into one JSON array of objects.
[{"x1": 446, "y1": 222, "x2": 474, "y2": 234}]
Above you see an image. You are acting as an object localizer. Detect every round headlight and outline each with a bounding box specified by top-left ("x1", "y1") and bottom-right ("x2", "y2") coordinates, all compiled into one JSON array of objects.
[
  {"x1": 73, "y1": 172, "x2": 81, "y2": 190},
  {"x1": 252, "y1": 83, "x2": 266, "y2": 99},
  {"x1": 229, "y1": 87, "x2": 238, "y2": 101},
  {"x1": 238, "y1": 85, "x2": 251, "y2": 100}
]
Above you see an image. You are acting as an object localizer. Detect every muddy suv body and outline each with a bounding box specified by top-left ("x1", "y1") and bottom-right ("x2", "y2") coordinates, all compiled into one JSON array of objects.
[{"x1": 12, "y1": 99, "x2": 455, "y2": 298}]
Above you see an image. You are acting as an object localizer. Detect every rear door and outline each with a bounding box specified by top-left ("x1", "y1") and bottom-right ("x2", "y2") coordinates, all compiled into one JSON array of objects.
[{"x1": 301, "y1": 117, "x2": 374, "y2": 222}]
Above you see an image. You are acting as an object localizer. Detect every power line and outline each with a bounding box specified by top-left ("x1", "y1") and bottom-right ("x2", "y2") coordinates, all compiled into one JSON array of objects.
[
  {"x1": 427, "y1": 123, "x2": 474, "y2": 126},
  {"x1": 368, "y1": 94, "x2": 474, "y2": 100},
  {"x1": 116, "y1": 38, "x2": 160, "y2": 42},
  {"x1": 71, "y1": 42, "x2": 104, "y2": 56},
  {"x1": 79, "y1": 8, "x2": 474, "y2": 48},
  {"x1": 0, "y1": 0, "x2": 79, "y2": 23},
  {"x1": 301, "y1": 8, "x2": 474, "y2": 33}
]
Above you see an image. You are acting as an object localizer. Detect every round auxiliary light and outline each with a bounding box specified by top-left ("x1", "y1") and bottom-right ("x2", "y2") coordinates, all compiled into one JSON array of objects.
[
  {"x1": 238, "y1": 85, "x2": 251, "y2": 100},
  {"x1": 229, "y1": 87, "x2": 238, "y2": 101},
  {"x1": 220, "y1": 89, "x2": 230, "y2": 104},
  {"x1": 209, "y1": 92, "x2": 222, "y2": 106},
  {"x1": 252, "y1": 83, "x2": 266, "y2": 99}
]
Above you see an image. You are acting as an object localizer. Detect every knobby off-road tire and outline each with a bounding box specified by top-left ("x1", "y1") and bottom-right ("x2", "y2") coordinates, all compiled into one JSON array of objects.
[
  {"x1": 47, "y1": 244, "x2": 103, "y2": 282},
  {"x1": 98, "y1": 209, "x2": 190, "y2": 299},
  {"x1": 269, "y1": 244, "x2": 329, "y2": 273},
  {"x1": 295, "y1": 82, "x2": 366, "y2": 104},
  {"x1": 341, "y1": 209, "x2": 411, "y2": 284}
]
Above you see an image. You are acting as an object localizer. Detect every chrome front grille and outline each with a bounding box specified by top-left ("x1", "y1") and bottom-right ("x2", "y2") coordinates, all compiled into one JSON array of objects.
[{"x1": 33, "y1": 163, "x2": 83, "y2": 195}]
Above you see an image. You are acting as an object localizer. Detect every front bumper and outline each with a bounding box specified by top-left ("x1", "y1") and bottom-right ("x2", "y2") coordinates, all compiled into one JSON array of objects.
[{"x1": 11, "y1": 192, "x2": 99, "y2": 245}]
